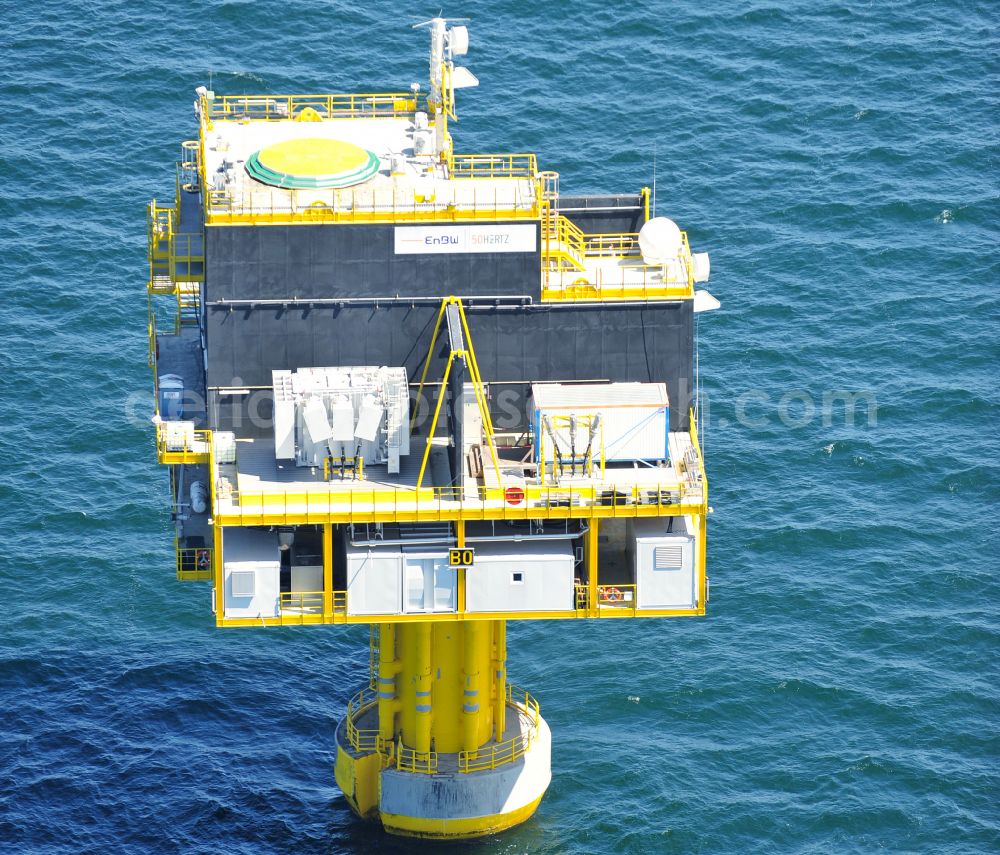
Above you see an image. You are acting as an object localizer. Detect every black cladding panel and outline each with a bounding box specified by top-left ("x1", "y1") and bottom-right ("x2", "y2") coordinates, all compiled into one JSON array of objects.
[
  {"x1": 556, "y1": 194, "x2": 645, "y2": 235},
  {"x1": 205, "y1": 222, "x2": 541, "y2": 299},
  {"x1": 205, "y1": 301, "x2": 694, "y2": 432}
]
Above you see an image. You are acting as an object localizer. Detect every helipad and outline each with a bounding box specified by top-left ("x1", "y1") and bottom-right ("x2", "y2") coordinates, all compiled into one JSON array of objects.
[{"x1": 245, "y1": 137, "x2": 380, "y2": 189}]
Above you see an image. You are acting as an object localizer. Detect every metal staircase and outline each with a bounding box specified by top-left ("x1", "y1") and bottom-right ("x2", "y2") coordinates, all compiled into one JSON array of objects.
[{"x1": 147, "y1": 199, "x2": 205, "y2": 328}]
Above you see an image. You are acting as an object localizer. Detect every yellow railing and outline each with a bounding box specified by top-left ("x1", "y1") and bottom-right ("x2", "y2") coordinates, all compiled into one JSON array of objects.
[
  {"x1": 541, "y1": 268, "x2": 693, "y2": 302},
  {"x1": 542, "y1": 212, "x2": 587, "y2": 270},
  {"x1": 540, "y1": 208, "x2": 695, "y2": 300},
  {"x1": 204, "y1": 92, "x2": 421, "y2": 122},
  {"x1": 574, "y1": 583, "x2": 590, "y2": 610},
  {"x1": 176, "y1": 545, "x2": 213, "y2": 581},
  {"x1": 395, "y1": 740, "x2": 438, "y2": 774},
  {"x1": 148, "y1": 201, "x2": 174, "y2": 290},
  {"x1": 214, "y1": 479, "x2": 701, "y2": 526},
  {"x1": 279, "y1": 590, "x2": 325, "y2": 613},
  {"x1": 596, "y1": 583, "x2": 637, "y2": 612},
  {"x1": 583, "y1": 233, "x2": 640, "y2": 256},
  {"x1": 167, "y1": 233, "x2": 204, "y2": 283},
  {"x1": 447, "y1": 152, "x2": 538, "y2": 179},
  {"x1": 508, "y1": 683, "x2": 540, "y2": 725},
  {"x1": 156, "y1": 423, "x2": 212, "y2": 464},
  {"x1": 203, "y1": 180, "x2": 543, "y2": 226},
  {"x1": 211, "y1": 414, "x2": 706, "y2": 525},
  {"x1": 541, "y1": 211, "x2": 644, "y2": 268},
  {"x1": 458, "y1": 684, "x2": 540, "y2": 773},
  {"x1": 346, "y1": 686, "x2": 380, "y2": 752},
  {"x1": 147, "y1": 312, "x2": 157, "y2": 370},
  {"x1": 148, "y1": 200, "x2": 205, "y2": 294},
  {"x1": 279, "y1": 590, "x2": 346, "y2": 617}
]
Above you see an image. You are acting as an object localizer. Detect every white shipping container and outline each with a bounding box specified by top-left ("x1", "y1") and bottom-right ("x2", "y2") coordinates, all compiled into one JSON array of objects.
[
  {"x1": 222, "y1": 528, "x2": 281, "y2": 618},
  {"x1": 465, "y1": 540, "x2": 575, "y2": 613},
  {"x1": 531, "y1": 382, "x2": 670, "y2": 463},
  {"x1": 627, "y1": 515, "x2": 699, "y2": 610},
  {"x1": 344, "y1": 538, "x2": 575, "y2": 616},
  {"x1": 344, "y1": 543, "x2": 457, "y2": 616}
]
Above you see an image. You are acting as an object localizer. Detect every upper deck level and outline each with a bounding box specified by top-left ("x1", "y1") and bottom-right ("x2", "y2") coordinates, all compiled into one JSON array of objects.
[
  {"x1": 196, "y1": 93, "x2": 542, "y2": 226},
  {"x1": 159, "y1": 19, "x2": 710, "y2": 305},
  {"x1": 177, "y1": 92, "x2": 704, "y2": 303}
]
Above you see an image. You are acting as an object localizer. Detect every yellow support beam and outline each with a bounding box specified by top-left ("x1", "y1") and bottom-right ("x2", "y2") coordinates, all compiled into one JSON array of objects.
[
  {"x1": 416, "y1": 351, "x2": 455, "y2": 489},
  {"x1": 699, "y1": 514, "x2": 708, "y2": 614},
  {"x1": 456, "y1": 520, "x2": 466, "y2": 614},
  {"x1": 323, "y1": 523, "x2": 333, "y2": 617},
  {"x1": 411, "y1": 299, "x2": 450, "y2": 432},
  {"x1": 378, "y1": 623, "x2": 401, "y2": 742},
  {"x1": 413, "y1": 296, "x2": 503, "y2": 490},
  {"x1": 215, "y1": 604, "x2": 704, "y2": 629},
  {"x1": 455, "y1": 301, "x2": 502, "y2": 479},
  {"x1": 586, "y1": 519, "x2": 599, "y2": 617},
  {"x1": 492, "y1": 620, "x2": 506, "y2": 742},
  {"x1": 462, "y1": 621, "x2": 485, "y2": 753},
  {"x1": 212, "y1": 523, "x2": 224, "y2": 622},
  {"x1": 411, "y1": 624, "x2": 433, "y2": 755}
]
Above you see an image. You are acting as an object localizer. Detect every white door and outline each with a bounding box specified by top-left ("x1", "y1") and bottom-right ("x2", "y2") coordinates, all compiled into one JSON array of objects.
[
  {"x1": 347, "y1": 555, "x2": 403, "y2": 615},
  {"x1": 404, "y1": 558, "x2": 456, "y2": 613}
]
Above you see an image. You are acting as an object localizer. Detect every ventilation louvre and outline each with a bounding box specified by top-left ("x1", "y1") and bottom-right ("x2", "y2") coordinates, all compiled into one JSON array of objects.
[
  {"x1": 230, "y1": 570, "x2": 256, "y2": 597},
  {"x1": 654, "y1": 545, "x2": 684, "y2": 569}
]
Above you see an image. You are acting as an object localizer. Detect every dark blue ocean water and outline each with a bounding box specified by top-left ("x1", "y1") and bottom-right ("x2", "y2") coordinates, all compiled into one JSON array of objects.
[{"x1": 1, "y1": 1, "x2": 997, "y2": 852}]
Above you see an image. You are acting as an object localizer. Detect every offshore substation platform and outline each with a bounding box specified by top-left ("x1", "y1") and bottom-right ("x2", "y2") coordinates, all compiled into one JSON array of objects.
[{"x1": 146, "y1": 19, "x2": 718, "y2": 839}]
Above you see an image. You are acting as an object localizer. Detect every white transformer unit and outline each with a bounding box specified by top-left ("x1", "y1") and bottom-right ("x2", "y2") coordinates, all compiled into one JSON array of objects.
[
  {"x1": 465, "y1": 540, "x2": 575, "y2": 613},
  {"x1": 222, "y1": 528, "x2": 281, "y2": 619},
  {"x1": 627, "y1": 515, "x2": 699, "y2": 610},
  {"x1": 271, "y1": 366, "x2": 410, "y2": 473},
  {"x1": 344, "y1": 542, "x2": 457, "y2": 616},
  {"x1": 531, "y1": 382, "x2": 670, "y2": 463}
]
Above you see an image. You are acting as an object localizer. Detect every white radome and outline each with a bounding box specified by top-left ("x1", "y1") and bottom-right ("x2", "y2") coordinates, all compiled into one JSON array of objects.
[{"x1": 638, "y1": 216, "x2": 684, "y2": 265}]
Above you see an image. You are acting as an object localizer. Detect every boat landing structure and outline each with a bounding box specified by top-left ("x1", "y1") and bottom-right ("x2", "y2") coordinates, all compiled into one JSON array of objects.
[{"x1": 147, "y1": 18, "x2": 718, "y2": 839}]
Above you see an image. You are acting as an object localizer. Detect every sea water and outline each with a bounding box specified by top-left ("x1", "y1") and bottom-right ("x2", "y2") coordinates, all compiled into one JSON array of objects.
[{"x1": 1, "y1": 1, "x2": 997, "y2": 852}]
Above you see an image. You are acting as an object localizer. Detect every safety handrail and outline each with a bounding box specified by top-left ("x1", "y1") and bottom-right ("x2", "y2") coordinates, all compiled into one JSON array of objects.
[
  {"x1": 459, "y1": 734, "x2": 532, "y2": 772},
  {"x1": 147, "y1": 200, "x2": 205, "y2": 302},
  {"x1": 176, "y1": 545, "x2": 212, "y2": 581},
  {"x1": 156, "y1": 424, "x2": 212, "y2": 463},
  {"x1": 458, "y1": 684, "x2": 540, "y2": 773},
  {"x1": 215, "y1": 480, "x2": 701, "y2": 518},
  {"x1": 204, "y1": 92, "x2": 422, "y2": 122},
  {"x1": 596, "y1": 584, "x2": 637, "y2": 610},
  {"x1": 447, "y1": 152, "x2": 538, "y2": 179},
  {"x1": 278, "y1": 590, "x2": 325, "y2": 613},
  {"x1": 395, "y1": 740, "x2": 438, "y2": 774},
  {"x1": 202, "y1": 178, "x2": 543, "y2": 225},
  {"x1": 344, "y1": 686, "x2": 380, "y2": 752},
  {"x1": 582, "y1": 232, "x2": 641, "y2": 256},
  {"x1": 507, "y1": 684, "x2": 540, "y2": 725},
  {"x1": 541, "y1": 217, "x2": 695, "y2": 300}
]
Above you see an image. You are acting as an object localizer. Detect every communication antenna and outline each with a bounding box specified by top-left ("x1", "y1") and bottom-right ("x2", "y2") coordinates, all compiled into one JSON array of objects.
[
  {"x1": 695, "y1": 311, "x2": 702, "y2": 452},
  {"x1": 411, "y1": 17, "x2": 477, "y2": 155},
  {"x1": 652, "y1": 143, "x2": 657, "y2": 218}
]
